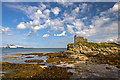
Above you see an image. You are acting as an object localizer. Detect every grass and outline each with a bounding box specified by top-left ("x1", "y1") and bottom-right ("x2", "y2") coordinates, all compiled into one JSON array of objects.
[{"x1": 68, "y1": 42, "x2": 120, "y2": 48}]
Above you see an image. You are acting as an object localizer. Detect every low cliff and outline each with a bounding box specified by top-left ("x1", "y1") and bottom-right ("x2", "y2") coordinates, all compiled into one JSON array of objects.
[{"x1": 67, "y1": 41, "x2": 120, "y2": 55}]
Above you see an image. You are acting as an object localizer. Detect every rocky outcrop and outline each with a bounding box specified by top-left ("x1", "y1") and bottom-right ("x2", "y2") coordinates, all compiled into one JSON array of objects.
[
  {"x1": 67, "y1": 35, "x2": 119, "y2": 55},
  {"x1": 67, "y1": 43, "x2": 119, "y2": 55}
]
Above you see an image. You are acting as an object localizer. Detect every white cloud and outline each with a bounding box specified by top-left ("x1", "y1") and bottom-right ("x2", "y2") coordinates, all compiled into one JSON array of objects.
[
  {"x1": 67, "y1": 25, "x2": 74, "y2": 34},
  {"x1": 36, "y1": 10, "x2": 42, "y2": 14},
  {"x1": 103, "y1": 22, "x2": 118, "y2": 32},
  {"x1": 0, "y1": 26, "x2": 10, "y2": 32},
  {"x1": 32, "y1": 20, "x2": 40, "y2": 26},
  {"x1": 58, "y1": 2, "x2": 73, "y2": 7},
  {"x1": 63, "y1": 16, "x2": 75, "y2": 23},
  {"x1": 91, "y1": 16, "x2": 110, "y2": 28},
  {"x1": 51, "y1": 26, "x2": 64, "y2": 31},
  {"x1": 73, "y1": 19, "x2": 84, "y2": 31},
  {"x1": 42, "y1": 34, "x2": 49, "y2": 38},
  {"x1": 54, "y1": 31, "x2": 66, "y2": 36},
  {"x1": 109, "y1": 3, "x2": 118, "y2": 12},
  {"x1": 44, "y1": 9, "x2": 50, "y2": 16},
  {"x1": 51, "y1": 7, "x2": 60, "y2": 16},
  {"x1": 17, "y1": 22, "x2": 27, "y2": 30},
  {"x1": 82, "y1": 17, "x2": 87, "y2": 20},
  {"x1": 100, "y1": 2, "x2": 119, "y2": 16},
  {"x1": 74, "y1": 7, "x2": 79, "y2": 13},
  {"x1": 79, "y1": 3, "x2": 88, "y2": 13},
  {"x1": 28, "y1": 25, "x2": 46, "y2": 35},
  {"x1": 49, "y1": 18, "x2": 64, "y2": 31},
  {"x1": 5, "y1": 2, "x2": 118, "y2": 41},
  {"x1": 38, "y1": 3, "x2": 46, "y2": 10},
  {"x1": 46, "y1": 19, "x2": 50, "y2": 23},
  {"x1": 89, "y1": 25, "x2": 94, "y2": 29}
]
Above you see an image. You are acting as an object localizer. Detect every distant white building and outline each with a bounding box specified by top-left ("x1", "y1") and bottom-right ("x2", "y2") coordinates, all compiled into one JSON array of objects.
[
  {"x1": 9, "y1": 45, "x2": 17, "y2": 48},
  {"x1": 3, "y1": 45, "x2": 24, "y2": 48}
]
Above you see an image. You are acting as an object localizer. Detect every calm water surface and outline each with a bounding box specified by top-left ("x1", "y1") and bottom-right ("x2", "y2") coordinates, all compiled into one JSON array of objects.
[
  {"x1": 2, "y1": 48, "x2": 66, "y2": 54},
  {"x1": 1, "y1": 48, "x2": 66, "y2": 64}
]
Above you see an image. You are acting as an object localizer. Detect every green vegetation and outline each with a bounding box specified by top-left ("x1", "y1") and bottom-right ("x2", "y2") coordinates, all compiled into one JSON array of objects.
[
  {"x1": 68, "y1": 42, "x2": 120, "y2": 48},
  {"x1": 81, "y1": 42, "x2": 120, "y2": 48}
]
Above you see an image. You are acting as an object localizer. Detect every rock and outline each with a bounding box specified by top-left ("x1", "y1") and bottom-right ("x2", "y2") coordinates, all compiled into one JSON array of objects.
[
  {"x1": 70, "y1": 54, "x2": 88, "y2": 61},
  {"x1": 112, "y1": 47, "x2": 118, "y2": 50},
  {"x1": 75, "y1": 61, "x2": 86, "y2": 64},
  {"x1": 106, "y1": 67, "x2": 112, "y2": 70},
  {"x1": 63, "y1": 50, "x2": 75, "y2": 54},
  {"x1": 56, "y1": 63, "x2": 74, "y2": 68},
  {"x1": 102, "y1": 52, "x2": 109, "y2": 55},
  {"x1": 40, "y1": 65, "x2": 47, "y2": 68},
  {"x1": 73, "y1": 50, "x2": 80, "y2": 54}
]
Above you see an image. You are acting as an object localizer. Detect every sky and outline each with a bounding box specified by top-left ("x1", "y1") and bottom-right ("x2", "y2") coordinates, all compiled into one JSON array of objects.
[{"x1": 0, "y1": 2, "x2": 119, "y2": 48}]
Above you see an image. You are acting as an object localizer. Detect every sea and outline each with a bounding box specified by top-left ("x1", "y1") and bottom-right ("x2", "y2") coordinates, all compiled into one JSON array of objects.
[
  {"x1": 1, "y1": 48, "x2": 67, "y2": 64},
  {"x1": 2, "y1": 48, "x2": 67, "y2": 54}
]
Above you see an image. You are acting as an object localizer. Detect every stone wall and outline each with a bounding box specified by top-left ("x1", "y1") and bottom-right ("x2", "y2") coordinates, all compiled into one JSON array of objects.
[{"x1": 74, "y1": 35, "x2": 87, "y2": 43}]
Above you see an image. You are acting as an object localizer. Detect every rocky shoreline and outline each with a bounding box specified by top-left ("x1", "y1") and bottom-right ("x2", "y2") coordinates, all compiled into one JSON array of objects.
[
  {"x1": 1, "y1": 50, "x2": 120, "y2": 79},
  {"x1": 1, "y1": 36, "x2": 120, "y2": 79}
]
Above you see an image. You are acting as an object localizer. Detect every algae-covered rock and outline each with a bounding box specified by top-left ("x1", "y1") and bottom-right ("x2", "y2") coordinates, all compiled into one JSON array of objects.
[
  {"x1": 32, "y1": 66, "x2": 73, "y2": 79},
  {"x1": 45, "y1": 53, "x2": 60, "y2": 58},
  {"x1": 24, "y1": 59, "x2": 44, "y2": 63}
]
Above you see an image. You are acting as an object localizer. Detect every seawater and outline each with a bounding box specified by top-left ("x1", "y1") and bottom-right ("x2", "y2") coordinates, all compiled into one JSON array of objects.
[
  {"x1": 1, "y1": 48, "x2": 66, "y2": 64},
  {"x1": 2, "y1": 48, "x2": 66, "y2": 54}
]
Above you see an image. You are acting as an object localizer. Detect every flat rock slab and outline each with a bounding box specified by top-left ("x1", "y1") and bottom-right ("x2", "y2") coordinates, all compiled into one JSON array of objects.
[{"x1": 71, "y1": 63, "x2": 119, "y2": 79}]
